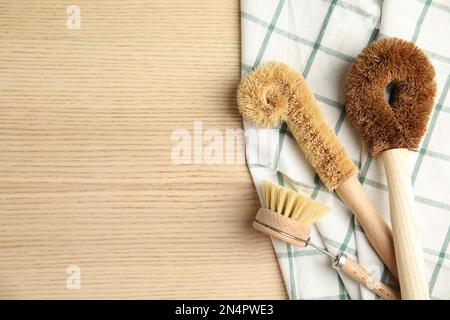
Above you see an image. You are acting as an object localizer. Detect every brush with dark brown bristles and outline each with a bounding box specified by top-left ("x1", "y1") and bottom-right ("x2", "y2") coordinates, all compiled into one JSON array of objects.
[
  {"x1": 237, "y1": 62, "x2": 398, "y2": 281},
  {"x1": 345, "y1": 38, "x2": 436, "y2": 300},
  {"x1": 253, "y1": 181, "x2": 399, "y2": 300}
]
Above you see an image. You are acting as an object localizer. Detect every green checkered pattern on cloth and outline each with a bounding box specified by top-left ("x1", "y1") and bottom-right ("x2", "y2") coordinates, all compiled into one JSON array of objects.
[{"x1": 240, "y1": 0, "x2": 450, "y2": 300}]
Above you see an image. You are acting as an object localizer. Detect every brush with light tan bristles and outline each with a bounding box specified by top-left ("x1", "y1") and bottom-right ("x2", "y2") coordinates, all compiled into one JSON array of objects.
[
  {"x1": 254, "y1": 181, "x2": 399, "y2": 300},
  {"x1": 237, "y1": 62, "x2": 398, "y2": 281}
]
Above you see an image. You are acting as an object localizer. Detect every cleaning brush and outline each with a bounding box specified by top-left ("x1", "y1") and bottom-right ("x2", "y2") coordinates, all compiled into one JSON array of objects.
[
  {"x1": 345, "y1": 38, "x2": 436, "y2": 299},
  {"x1": 254, "y1": 181, "x2": 399, "y2": 300},
  {"x1": 237, "y1": 62, "x2": 398, "y2": 281}
]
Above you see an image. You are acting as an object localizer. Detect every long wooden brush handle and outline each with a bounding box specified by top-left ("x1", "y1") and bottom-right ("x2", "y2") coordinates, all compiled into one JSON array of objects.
[
  {"x1": 336, "y1": 175, "x2": 398, "y2": 281},
  {"x1": 382, "y1": 148, "x2": 429, "y2": 300},
  {"x1": 335, "y1": 253, "x2": 400, "y2": 300}
]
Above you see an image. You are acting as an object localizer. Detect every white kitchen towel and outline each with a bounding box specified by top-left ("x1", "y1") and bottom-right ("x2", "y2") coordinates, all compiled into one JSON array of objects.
[{"x1": 240, "y1": 0, "x2": 450, "y2": 300}]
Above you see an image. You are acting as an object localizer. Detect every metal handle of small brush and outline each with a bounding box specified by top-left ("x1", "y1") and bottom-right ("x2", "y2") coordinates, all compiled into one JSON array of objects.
[
  {"x1": 333, "y1": 253, "x2": 400, "y2": 300},
  {"x1": 382, "y1": 148, "x2": 429, "y2": 300}
]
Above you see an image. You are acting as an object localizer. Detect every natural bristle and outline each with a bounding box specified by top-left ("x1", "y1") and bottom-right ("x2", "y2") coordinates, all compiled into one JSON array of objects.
[
  {"x1": 345, "y1": 38, "x2": 436, "y2": 157},
  {"x1": 237, "y1": 63, "x2": 291, "y2": 128},
  {"x1": 262, "y1": 181, "x2": 329, "y2": 225},
  {"x1": 237, "y1": 62, "x2": 358, "y2": 190}
]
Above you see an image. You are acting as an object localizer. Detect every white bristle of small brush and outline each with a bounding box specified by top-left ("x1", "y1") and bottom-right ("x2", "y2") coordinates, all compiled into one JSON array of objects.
[{"x1": 263, "y1": 180, "x2": 329, "y2": 225}]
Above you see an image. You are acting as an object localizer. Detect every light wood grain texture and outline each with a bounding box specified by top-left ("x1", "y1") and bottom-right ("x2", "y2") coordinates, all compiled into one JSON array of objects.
[
  {"x1": 337, "y1": 254, "x2": 399, "y2": 300},
  {"x1": 0, "y1": 0, "x2": 287, "y2": 299},
  {"x1": 382, "y1": 149, "x2": 429, "y2": 300},
  {"x1": 335, "y1": 174, "x2": 398, "y2": 281}
]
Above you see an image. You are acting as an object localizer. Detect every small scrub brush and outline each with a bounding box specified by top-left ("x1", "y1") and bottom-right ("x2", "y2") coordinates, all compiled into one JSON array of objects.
[{"x1": 254, "y1": 181, "x2": 399, "y2": 300}]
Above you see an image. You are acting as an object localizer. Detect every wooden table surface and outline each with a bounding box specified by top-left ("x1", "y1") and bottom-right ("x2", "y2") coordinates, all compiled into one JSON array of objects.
[{"x1": 0, "y1": 0, "x2": 287, "y2": 299}]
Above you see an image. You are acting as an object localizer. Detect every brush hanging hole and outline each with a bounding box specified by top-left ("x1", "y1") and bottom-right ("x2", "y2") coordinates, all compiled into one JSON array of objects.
[{"x1": 384, "y1": 82, "x2": 396, "y2": 106}]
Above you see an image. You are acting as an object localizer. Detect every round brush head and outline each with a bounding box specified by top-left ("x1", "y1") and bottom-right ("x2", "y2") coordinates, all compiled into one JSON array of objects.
[
  {"x1": 237, "y1": 62, "x2": 294, "y2": 128},
  {"x1": 345, "y1": 38, "x2": 436, "y2": 157}
]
